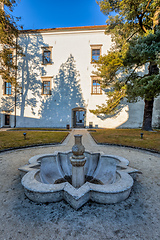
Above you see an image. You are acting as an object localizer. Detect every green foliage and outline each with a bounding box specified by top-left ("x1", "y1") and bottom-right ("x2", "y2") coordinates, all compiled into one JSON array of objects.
[
  {"x1": 97, "y1": 0, "x2": 160, "y2": 39},
  {"x1": 90, "y1": 85, "x2": 126, "y2": 115},
  {"x1": 127, "y1": 74, "x2": 160, "y2": 101},
  {"x1": 0, "y1": 0, "x2": 22, "y2": 86},
  {"x1": 124, "y1": 31, "x2": 160, "y2": 66},
  {"x1": 91, "y1": 0, "x2": 160, "y2": 117},
  {"x1": 123, "y1": 31, "x2": 160, "y2": 101},
  {"x1": 95, "y1": 51, "x2": 124, "y2": 85}
]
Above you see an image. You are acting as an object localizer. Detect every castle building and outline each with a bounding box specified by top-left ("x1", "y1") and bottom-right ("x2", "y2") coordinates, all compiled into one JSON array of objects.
[{"x1": 0, "y1": 25, "x2": 160, "y2": 128}]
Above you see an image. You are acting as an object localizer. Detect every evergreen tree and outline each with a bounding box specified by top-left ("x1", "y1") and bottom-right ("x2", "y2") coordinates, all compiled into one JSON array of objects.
[{"x1": 91, "y1": 0, "x2": 160, "y2": 130}]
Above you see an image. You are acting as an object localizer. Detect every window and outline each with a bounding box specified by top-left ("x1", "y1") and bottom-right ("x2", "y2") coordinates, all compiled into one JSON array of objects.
[
  {"x1": 4, "y1": 82, "x2": 12, "y2": 95},
  {"x1": 90, "y1": 45, "x2": 102, "y2": 63},
  {"x1": 92, "y1": 80, "x2": 101, "y2": 94},
  {"x1": 42, "y1": 47, "x2": 52, "y2": 65},
  {"x1": 43, "y1": 50, "x2": 51, "y2": 64},
  {"x1": 42, "y1": 81, "x2": 50, "y2": 95},
  {"x1": 91, "y1": 76, "x2": 102, "y2": 95},
  {"x1": 92, "y1": 49, "x2": 100, "y2": 62},
  {"x1": 41, "y1": 77, "x2": 52, "y2": 95},
  {"x1": 4, "y1": 48, "x2": 13, "y2": 65},
  {"x1": 7, "y1": 52, "x2": 13, "y2": 65}
]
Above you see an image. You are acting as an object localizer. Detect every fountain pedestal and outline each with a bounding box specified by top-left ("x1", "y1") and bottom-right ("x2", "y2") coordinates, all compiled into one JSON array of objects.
[
  {"x1": 19, "y1": 133, "x2": 139, "y2": 210},
  {"x1": 70, "y1": 134, "x2": 86, "y2": 188}
]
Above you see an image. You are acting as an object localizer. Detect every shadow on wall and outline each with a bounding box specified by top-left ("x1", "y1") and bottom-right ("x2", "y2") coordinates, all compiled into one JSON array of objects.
[
  {"x1": 38, "y1": 55, "x2": 85, "y2": 127},
  {"x1": 96, "y1": 98, "x2": 128, "y2": 120},
  {"x1": 1, "y1": 33, "x2": 47, "y2": 121},
  {"x1": 116, "y1": 100, "x2": 144, "y2": 128},
  {"x1": 92, "y1": 66, "x2": 147, "y2": 128},
  {"x1": 1, "y1": 34, "x2": 47, "y2": 127},
  {"x1": 94, "y1": 98, "x2": 144, "y2": 129},
  {"x1": 17, "y1": 34, "x2": 47, "y2": 118}
]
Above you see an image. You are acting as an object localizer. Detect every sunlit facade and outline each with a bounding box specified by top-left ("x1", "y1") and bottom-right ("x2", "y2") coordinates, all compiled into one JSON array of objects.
[{"x1": 0, "y1": 26, "x2": 160, "y2": 128}]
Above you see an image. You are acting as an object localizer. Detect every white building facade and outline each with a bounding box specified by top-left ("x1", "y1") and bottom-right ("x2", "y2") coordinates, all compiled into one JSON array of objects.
[{"x1": 0, "y1": 25, "x2": 160, "y2": 128}]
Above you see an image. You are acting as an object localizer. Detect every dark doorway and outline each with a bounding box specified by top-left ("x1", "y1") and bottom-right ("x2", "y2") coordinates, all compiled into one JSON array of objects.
[
  {"x1": 72, "y1": 108, "x2": 86, "y2": 128},
  {"x1": 5, "y1": 114, "x2": 10, "y2": 126}
]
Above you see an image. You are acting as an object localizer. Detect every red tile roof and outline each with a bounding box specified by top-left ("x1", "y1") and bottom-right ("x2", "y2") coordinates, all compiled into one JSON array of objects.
[{"x1": 21, "y1": 25, "x2": 107, "y2": 34}]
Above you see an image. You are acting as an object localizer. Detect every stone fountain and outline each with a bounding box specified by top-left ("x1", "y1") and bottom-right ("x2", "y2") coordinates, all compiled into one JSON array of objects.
[
  {"x1": 70, "y1": 135, "x2": 86, "y2": 188},
  {"x1": 19, "y1": 134, "x2": 138, "y2": 210}
]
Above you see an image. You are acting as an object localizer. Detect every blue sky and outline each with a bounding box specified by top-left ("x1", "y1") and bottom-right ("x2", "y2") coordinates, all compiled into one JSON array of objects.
[{"x1": 12, "y1": 0, "x2": 107, "y2": 30}]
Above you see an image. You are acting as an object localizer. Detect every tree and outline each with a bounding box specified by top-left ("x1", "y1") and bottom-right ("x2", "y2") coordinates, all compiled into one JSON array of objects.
[
  {"x1": 91, "y1": 0, "x2": 160, "y2": 130},
  {"x1": 123, "y1": 32, "x2": 160, "y2": 130},
  {"x1": 0, "y1": 0, "x2": 23, "y2": 127}
]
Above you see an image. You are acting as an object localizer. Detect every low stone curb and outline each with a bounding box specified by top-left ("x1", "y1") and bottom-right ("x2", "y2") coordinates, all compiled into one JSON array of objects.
[
  {"x1": 7, "y1": 129, "x2": 71, "y2": 132},
  {"x1": 0, "y1": 143, "x2": 60, "y2": 153}
]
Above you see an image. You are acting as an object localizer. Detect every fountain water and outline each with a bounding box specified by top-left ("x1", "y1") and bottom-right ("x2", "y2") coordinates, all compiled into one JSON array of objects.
[{"x1": 19, "y1": 134, "x2": 139, "y2": 210}]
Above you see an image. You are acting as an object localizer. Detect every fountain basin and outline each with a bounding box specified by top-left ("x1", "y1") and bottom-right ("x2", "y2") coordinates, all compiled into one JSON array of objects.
[{"x1": 19, "y1": 150, "x2": 138, "y2": 210}]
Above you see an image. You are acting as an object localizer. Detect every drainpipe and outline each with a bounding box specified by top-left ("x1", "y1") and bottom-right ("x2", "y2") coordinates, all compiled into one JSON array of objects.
[
  {"x1": 14, "y1": 36, "x2": 18, "y2": 128},
  {"x1": 0, "y1": 2, "x2": 4, "y2": 127}
]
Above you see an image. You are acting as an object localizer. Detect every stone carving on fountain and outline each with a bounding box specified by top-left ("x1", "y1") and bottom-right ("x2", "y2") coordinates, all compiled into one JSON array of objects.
[{"x1": 19, "y1": 135, "x2": 139, "y2": 210}]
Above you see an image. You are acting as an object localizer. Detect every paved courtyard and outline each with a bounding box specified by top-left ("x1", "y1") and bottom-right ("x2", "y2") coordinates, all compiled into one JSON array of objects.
[{"x1": 0, "y1": 129, "x2": 160, "y2": 239}]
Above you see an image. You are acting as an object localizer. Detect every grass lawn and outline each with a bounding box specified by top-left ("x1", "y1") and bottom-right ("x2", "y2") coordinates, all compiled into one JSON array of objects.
[
  {"x1": 90, "y1": 129, "x2": 160, "y2": 152},
  {"x1": 0, "y1": 131, "x2": 69, "y2": 151}
]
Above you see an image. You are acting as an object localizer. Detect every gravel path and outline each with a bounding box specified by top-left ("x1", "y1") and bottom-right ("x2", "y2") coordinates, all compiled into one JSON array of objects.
[{"x1": 0, "y1": 129, "x2": 160, "y2": 240}]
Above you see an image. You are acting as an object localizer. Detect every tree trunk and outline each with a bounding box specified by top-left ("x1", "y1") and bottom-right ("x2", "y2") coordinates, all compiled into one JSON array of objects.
[
  {"x1": 142, "y1": 61, "x2": 159, "y2": 131},
  {"x1": 142, "y1": 98, "x2": 154, "y2": 131}
]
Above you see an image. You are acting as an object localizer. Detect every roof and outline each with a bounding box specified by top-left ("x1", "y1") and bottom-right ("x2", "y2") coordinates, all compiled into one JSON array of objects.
[{"x1": 20, "y1": 25, "x2": 107, "y2": 34}]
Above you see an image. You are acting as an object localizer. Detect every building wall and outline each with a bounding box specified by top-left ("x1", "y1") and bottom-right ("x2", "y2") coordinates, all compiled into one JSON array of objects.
[
  {"x1": 0, "y1": 26, "x2": 160, "y2": 128},
  {"x1": 0, "y1": 43, "x2": 15, "y2": 127}
]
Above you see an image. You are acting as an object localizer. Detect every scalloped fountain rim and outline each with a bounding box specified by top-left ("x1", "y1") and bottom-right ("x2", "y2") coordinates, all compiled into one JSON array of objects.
[{"x1": 19, "y1": 151, "x2": 138, "y2": 210}]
